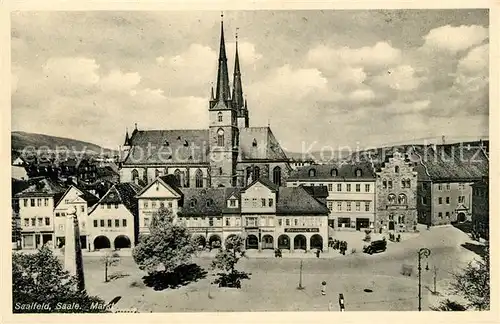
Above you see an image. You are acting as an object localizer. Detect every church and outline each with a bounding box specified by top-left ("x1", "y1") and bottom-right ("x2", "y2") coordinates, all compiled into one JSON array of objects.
[{"x1": 119, "y1": 18, "x2": 291, "y2": 188}]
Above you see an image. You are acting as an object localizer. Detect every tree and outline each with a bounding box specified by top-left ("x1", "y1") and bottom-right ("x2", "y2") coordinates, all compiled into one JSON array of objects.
[
  {"x1": 133, "y1": 207, "x2": 195, "y2": 274},
  {"x1": 101, "y1": 251, "x2": 120, "y2": 282},
  {"x1": 12, "y1": 246, "x2": 107, "y2": 313},
  {"x1": 448, "y1": 245, "x2": 490, "y2": 310},
  {"x1": 211, "y1": 235, "x2": 248, "y2": 287}
]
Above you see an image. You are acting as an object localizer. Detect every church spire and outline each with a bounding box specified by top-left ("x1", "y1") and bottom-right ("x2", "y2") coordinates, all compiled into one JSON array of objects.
[
  {"x1": 232, "y1": 28, "x2": 244, "y2": 111},
  {"x1": 124, "y1": 128, "x2": 130, "y2": 146},
  {"x1": 213, "y1": 13, "x2": 231, "y2": 106}
]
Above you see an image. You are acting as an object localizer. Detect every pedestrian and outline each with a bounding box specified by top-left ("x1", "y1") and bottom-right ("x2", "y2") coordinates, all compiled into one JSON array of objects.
[
  {"x1": 321, "y1": 281, "x2": 327, "y2": 296},
  {"x1": 316, "y1": 249, "x2": 320, "y2": 258}
]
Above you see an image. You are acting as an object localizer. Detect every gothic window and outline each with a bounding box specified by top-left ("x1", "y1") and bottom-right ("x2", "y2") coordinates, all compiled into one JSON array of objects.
[
  {"x1": 131, "y1": 169, "x2": 139, "y2": 181},
  {"x1": 174, "y1": 169, "x2": 181, "y2": 187},
  {"x1": 309, "y1": 169, "x2": 316, "y2": 177},
  {"x1": 273, "y1": 166, "x2": 282, "y2": 186},
  {"x1": 355, "y1": 169, "x2": 362, "y2": 177},
  {"x1": 388, "y1": 194, "x2": 396, "y2": 205},
  {"x1": 254, "y1": 166, "x2": 260, "y2": 180},
  {"x1": 330, "y1": 169, "x2": 338, "y2": 177},
  {"x1": 195, "y1": 169, "x2": 203, "y2": 188},
  {"x1": 218, "y1": 112, "x2": 223, "y2": 122},
  {"x1": 398, "y1": 193, "x2": 407, "y2": 205},
  {"x1": 246, "y1": 167, "x2": 252, "y2": 184},
  {"x1": 395, "y1": 166, "x2": 400, "y2": 173},
  {"x1": 217, "y1": 128, "x2": 224, "y2": 146}
]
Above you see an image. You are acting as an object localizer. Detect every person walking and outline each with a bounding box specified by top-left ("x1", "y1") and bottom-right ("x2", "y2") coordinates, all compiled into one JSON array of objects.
[{"x1": 321, "y1": 281, "x2": 327, "y2": 296}]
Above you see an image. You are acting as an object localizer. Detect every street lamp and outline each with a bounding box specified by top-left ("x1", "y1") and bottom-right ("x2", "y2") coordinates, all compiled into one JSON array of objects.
[{"x1": 417, "y1": 248, "x2": 431, "y2": 311}]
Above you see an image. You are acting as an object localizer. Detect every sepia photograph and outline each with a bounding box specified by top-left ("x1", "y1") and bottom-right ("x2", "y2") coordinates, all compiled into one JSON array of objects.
[{"x1": 8, "y1": 8, "x2": 491, "y2": 314}]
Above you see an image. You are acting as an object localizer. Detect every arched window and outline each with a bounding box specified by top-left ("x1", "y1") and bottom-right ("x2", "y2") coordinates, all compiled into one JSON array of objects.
[
  {"x1": 195, "y1": 169, "x2": 203, "y2": 188},
  {"x1": 355, "y1": 169, "x2": 362, "y2": 177},
  {"x1": 398, "y1": 193, "x2": 407, "y2": 205},
  {"x1": 254, "y1": 166, "x2": 260, "y2": 180},
  {"x1": 246, "y1": 167, "x2": 252, "y2": 184},
  {"x1": 406, "y1": 179, "x2": 411, "y2": 188},
  {"x1": 273, "y1": 166, "x2": 282, "y2": 186},
  {"x1": 174, "y1": 169, "x2": 181, "y2": 187},
  {"x1": 190, "y1": 198, "x2": 197, "y2": 208},
  {"x1": 217, "y1": 128, "x2": 224, "y2": 146},
  {"x1": 395, "y1": 166, "x2": 400, "y2": 173},
  {"x1": 309, "y1": 169, "x2": 316, "y2": 177},
  {"x1": 206, "y1": 198, "x2": 214, "y2": 207},
  {"x1": 330, "y1": 169, "x2": 338, "y2": 177},
  {"x1": 131, "y1": 169, "x2": 139, "y2": 181},
  {"x1": 218, "y1": 112, "x2": 223, "y2": 122},
  {"x1": 388, "y1": 194, "x2": 396, "y2": 204}
]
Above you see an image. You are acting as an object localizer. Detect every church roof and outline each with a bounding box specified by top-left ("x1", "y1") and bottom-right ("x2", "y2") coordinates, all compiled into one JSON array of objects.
[
  {"x1": 122, "y1": 129, "x2": 210, "y2": 165},
  {"x1": 239, "y1": 127, "x2": 289, "y2": 161}
]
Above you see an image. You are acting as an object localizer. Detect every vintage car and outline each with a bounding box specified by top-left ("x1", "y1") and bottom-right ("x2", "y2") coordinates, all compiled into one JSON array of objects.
[{"x1": 363, "y1": 239, "x2": 387, "y2": 254}]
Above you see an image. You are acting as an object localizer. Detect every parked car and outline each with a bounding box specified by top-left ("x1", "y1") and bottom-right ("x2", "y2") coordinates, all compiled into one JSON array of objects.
[{"x1": 363, "y1": 239, "x2": 387, "y2": 254}]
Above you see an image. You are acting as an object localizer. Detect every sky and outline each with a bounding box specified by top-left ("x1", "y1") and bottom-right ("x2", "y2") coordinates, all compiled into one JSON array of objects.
[{"x1": 11, "y1": 10, "x2": 489, "y2": 152}]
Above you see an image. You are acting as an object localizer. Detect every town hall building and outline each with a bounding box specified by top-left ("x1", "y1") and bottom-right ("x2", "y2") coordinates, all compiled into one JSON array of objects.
[{"x1": 119, "y1": 18, "x2": 291, "y2": 189}]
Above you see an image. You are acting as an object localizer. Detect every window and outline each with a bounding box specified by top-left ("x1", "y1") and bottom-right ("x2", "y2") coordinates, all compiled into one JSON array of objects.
[
  {"x1": 355, "y1": 169, "x2": 362, "y2": 177},
  {"x1": 37, "y1": 218, "x2": 43, "y2": 226},
  {"x1": 438, "y1": 197, "x2": 442, "y2": 204},
  {"x1": 122, "y1": 219, "x2": 127, "y2": 227},
  {"x1": 107, "y1": 203, "x2": 111, "y2": 209},
  {"x1": 217, "y1": 128, "x2": 224, "y2": 146},
  {"x1": 115, "y1": 219, "x2": 120, "y2": 227},
  {"x1": 309, "y1": 169, "x2": 316, "y2": 177},
  {"x1": 446, "y1": 197, "x2": 450, "y2": 204},
  {"x1": 356, "y1": 184, "x2": 360, "y2": 192},
  {"x1": 268, "y1": 198, "x2": 274, "y2": 207},
  {"x1": 152, "y1": 201, "x2": 157, "y2": 208},
  {"x1": 398, "y1": 194, "x2": 407, "y2": 205},
  {"x1": 160, "y1": 202, "x2": 165, "y2": 208},
  {"x1": 218, "y1": 112, "x2": 223, "y2": 122},
  {"x1": 365, "y1": 184, "x2": 370, "y2": 192},
  {"x1": 261, "y1": 198, "x2": 266, "y2": 207},
  {"x1": 337, "y1": 202, "x2": 342, "y2": 211},
  {"x1": 93, "y1": 220, "x2": 98, "y2": 227},
  {"x1": 56, "y1": 212, "x2": 60, "y2": 217},
  {"x1": 174, "y1": 169, "x2": 182, "y2": 187},
  {"x1": 337, "y1": 183, "x2": 342, "y2": 192},
  {"x1": 328, "y1": 184, "x2": 333, "y2": 191},
  {"x1": 225, "y1": 218, "x2": 230, "y2": 226},
  {"x1": 422, "y1": 197, "x2": 427, "y2": 205},
  {"x1": 195, "y1": 169, "x2": 203, "y2": 188},
  {"x1": 395, "y1": 166, "x2": 399, "y2": 173},
  {"x1": 286, "y1": 219, "x2": 290, "y2": 226},
  {"x1": 273, "y1": 166, "x2": 282, "y2": 186},
  {"x1": 144, "y1": 218, "x2": 150, "y2": 226},
  {"x1": 446, "y1": 183, "x2": 450, "y2": 191},
  {"x1": 230, "y1": 199, "x2": 236, "y2": 207},
  {"x1": 382, "y1": 180, "x2": 387, "y2": 189},
  {"x1": 338, "y1": 217, "x2": 351, "y2": 228},
  {"x1": 388, "y1": 194, "x2": 396, "y2": 204},
  {"x1": 438, "y1": 212, "x2": 443, "y2": 218},
  {"x1": 347, "y1": 202, "x2": 352, "y2": 212},
  {"x1": 346, "y1": 184, "x2": 351, "y2": 192},
  {"x1": 132, "y1": 169, "x2": 139, "y2": 181},
  {"x1": 458, "y1": 196, "x2": 465, "y2": 203},
  {"x1": 331, "y1": 169, "x2": 338, "y2": 177},
  {"x1": 168, "y1": 202, "x2": 173, "y2": 208},
  {"x1": 406, "y1": 180, "x2": 411, "y2": 188},
  {"x1": 438, "y1": 184, "x2": 443, "y2": 191},
  {"x1": 445, "y1": 212, "x2": 450, "y2": 218},
  {"x1": 44, "y1": 198, "x2": 49, "y2": 206},
  {"x1": 65, "y1": 199, "x2": 69, "y2": 204},
  {"x1": 24, "y1": 218, "x2": 29, "y2": 227},
  {"x1": 144, "y1": 201, "x2": 148, "y2": 208},
  {"x1": 388, "y1": 181, "x2": 393, "y2": 190},
  {"x1": 356, "y1": 202, "x2": 361, "y2": 211},
  {"x1": 107, "y1": 220, "x2": 112, "y2": 227},
  {"x1": 252, "y1": 138, "x2": 257, "y2": 147},
  {"x1": 327, "y1": 201, "x2": 333, "y2": 211},
  {"x1": 254, "y1": 166, "x2": 260, "y2": 180},
  {"x1": 31, "y1": 218, "x2": 36, "y2": 226},
  {"x1": 365, "y1": 202, "x2": 370, "y2": 212},
  {"x1": 45, "y1": 218, "x2": 50, "y2": 226},
  {"x1": 294, "y1": 219, "x2": 298, "y2": 226},
  {"x1": 278, "y1": 219, "x2": 282, "y2": 226},
  {"x1": 81, "y1": 205, "x2": 85, "y2": 212},
  {"x1": 207, "y1": 199, "x2": 214, "y2": 207},
  {"x1": 115, "y1": 203, "x2": 119, "y2": 209},
  {"x1": 401, "y1": 180, "x2": 406, "y2": 188},
  {"x1": 100, "y1": 220, "x2": 105, "y2": 227}
]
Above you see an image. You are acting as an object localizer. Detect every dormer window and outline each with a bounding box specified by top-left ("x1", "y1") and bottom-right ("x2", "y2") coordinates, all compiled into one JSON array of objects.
[
  {"x1": 190, "y1": 198, "x2": 197, "y2": 207},
  {"x1": 252, "y1": 139, "x2": 257, "y2": 147},
  {"x1": 309, "y1": 169, "x2": 316, "y2": 177},
  {"x1": 206, "y1": 198, "x2": 214, "y2": 207},
  {"x1": 330, "y1": 169, "x2": 338, "y2": 177},
  {"x1": 355, "y1": 169, "x2": 362, "y2": 177},
  {"x1": 229, "y1": 199, "x2": 237, "y2": 207}
]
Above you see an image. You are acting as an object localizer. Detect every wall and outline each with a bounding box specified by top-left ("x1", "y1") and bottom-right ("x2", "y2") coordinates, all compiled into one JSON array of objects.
[{"x1": 431, "y1": 182, "x2": 473, "y2": 225}]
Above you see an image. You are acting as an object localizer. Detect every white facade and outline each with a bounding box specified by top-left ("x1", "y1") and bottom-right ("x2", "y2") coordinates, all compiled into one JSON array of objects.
[
  {"x1": 18, "y1": 195, "x2": 56, "y2": 249},
  {"x1": 88, "y1": 203, "x2": 135, "y2": 250}
]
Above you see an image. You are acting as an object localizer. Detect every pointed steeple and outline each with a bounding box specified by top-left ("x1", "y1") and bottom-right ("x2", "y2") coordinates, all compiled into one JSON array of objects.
[
  {"x1": 124, "y1": 128, "x2": 130, "y2": 146},
  {"x1": 212, "y1": 13, "x2": 231, "y2": 108},
  {"x1": 232, "y1": 28, "x2": 244, "y2": 112}
]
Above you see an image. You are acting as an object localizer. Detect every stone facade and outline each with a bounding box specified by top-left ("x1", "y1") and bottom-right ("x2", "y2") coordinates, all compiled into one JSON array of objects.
[{"x1": 375, "y1": 152, "x2": 418, "y2": 233}]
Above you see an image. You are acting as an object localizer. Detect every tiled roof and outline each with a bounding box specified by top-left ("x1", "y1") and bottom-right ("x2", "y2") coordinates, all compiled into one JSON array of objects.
[
  {"x1": 276, "y1": 187, "x2": 329, "y2": 215},
  {"x1": 178, "y1": 188, "x2": 228, "y2": 216},
  {"x1": 239, "y1": 127, "x2": 289, "y2": 161},
  {"x1": 55, "y1": 185, "x2": 100, "y2": 208},
  {"x1": 96, "y1": 166, "x2": 119, "y2": 177},
  {"x1": 123, "y1": 130, "x2": 210, "y2": 165},
  {"x1": 14, "y1": 177, "x2": 66, "y2": 198},
  {"x1": 241, "y1": 177, "x2": 279, "y2": 192},
  {"x1": 301, "y1": 185, "x2": 329, "y2": 199},
  {"x1": 94, "y1": 182, "x2": 142, "y2": 216},
  {"x1": 412, "y1": 145, "x2": 488, "y2": 181},
  {"x1": 287, "y1": 161, "x2": 376, "y2": 180}
]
